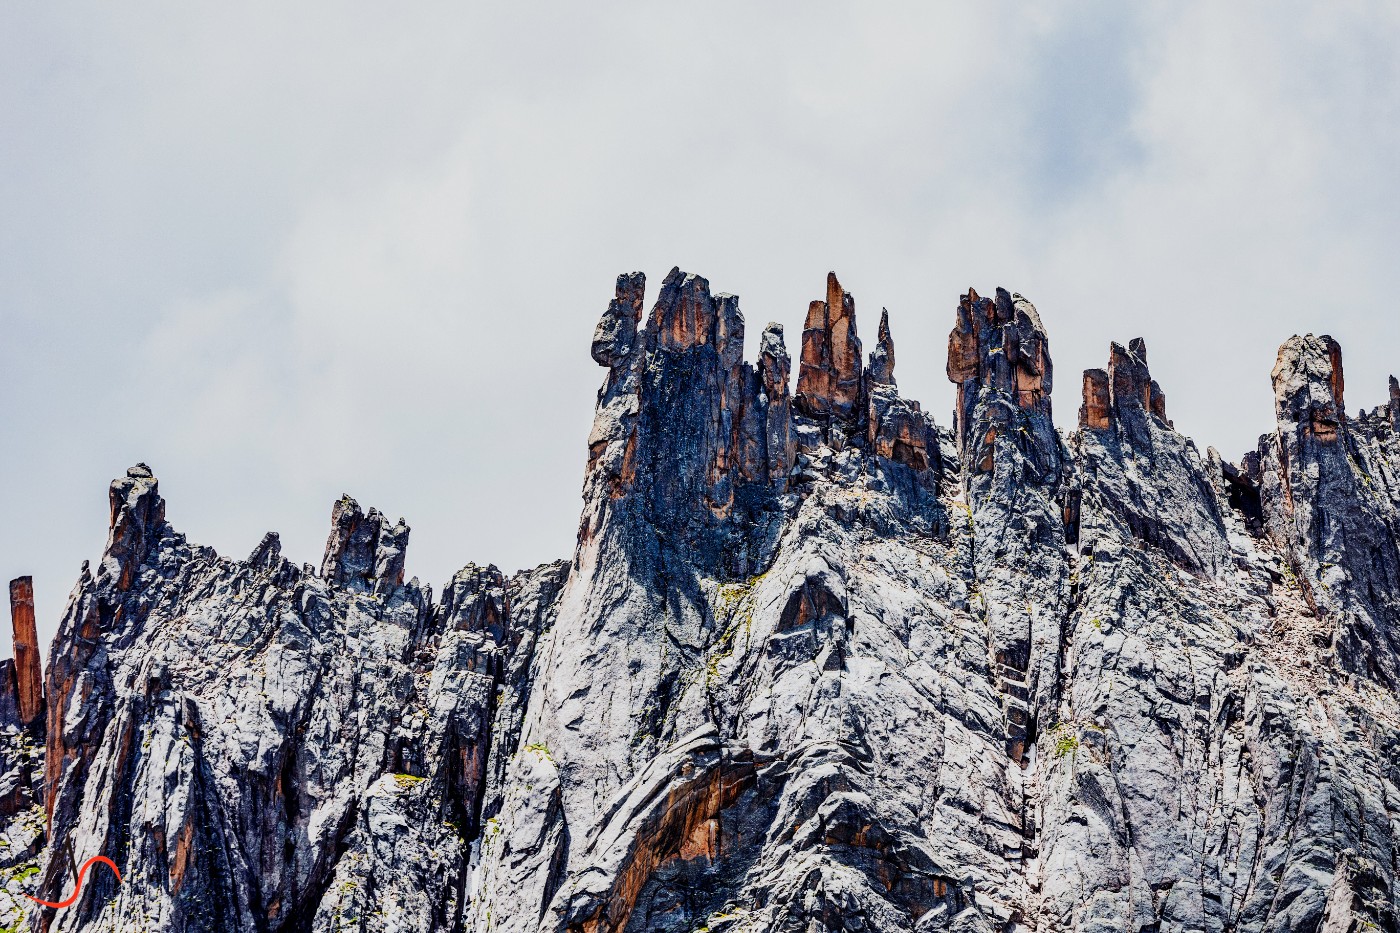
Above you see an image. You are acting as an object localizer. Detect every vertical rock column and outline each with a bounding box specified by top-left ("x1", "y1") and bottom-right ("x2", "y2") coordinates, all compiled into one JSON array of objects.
[
  {"x1": 8, "y1": 577, "x2": 43, "y2": 728},
  {"x1": 583, "y1": 268, "x2": 794, "y2": 555},
  {"x1": 863, "y1": 310, "x2": 939, "y2": 471},
  {"x1": 1078, "y1": 339, "x2": 1167, "y2": 434},
  {"x1": 319, "y1": 495, "x2": 410, "y2": 595},
  {"x1": 1390, "y1": 374, "x2": 1400, "y2": 430},
  {"x1": 759, "y1": 324, "x2": 796, "y2": 493},
  {"x1": 947, "y1": 288, "x2": 1057, "y2": 476},
  {"x1": 1079, "y1": 369, "x2": 1110, "y2": 430},
  {"x1": 946, "y1": 288, "x2": 1066, "y2": 765},
  {"x1": 794, "y1": 272, "x2": 863, "y2": 447}
]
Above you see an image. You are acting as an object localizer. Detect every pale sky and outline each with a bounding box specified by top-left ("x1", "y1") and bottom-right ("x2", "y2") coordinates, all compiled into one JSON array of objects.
[{"x1": 4, "y1": 3, "x2": 1399, "y2": 652}]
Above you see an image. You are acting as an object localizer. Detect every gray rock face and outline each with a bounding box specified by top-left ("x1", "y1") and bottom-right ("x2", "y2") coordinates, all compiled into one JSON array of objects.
[
  {"x1": 3, "y1": 273, "x2": 1400, "y2": 932},
  {"x1": 1257, "y1": 335, "x2": 1400, "y2": 689}
]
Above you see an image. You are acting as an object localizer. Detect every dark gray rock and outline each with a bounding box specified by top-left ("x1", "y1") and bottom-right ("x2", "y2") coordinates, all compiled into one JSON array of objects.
[{"x1": 1257, "y1": 334, "x2": 1400, "y2": 687}]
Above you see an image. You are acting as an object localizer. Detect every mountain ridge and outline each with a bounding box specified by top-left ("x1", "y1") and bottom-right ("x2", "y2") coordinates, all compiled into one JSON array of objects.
[{"x1": 2, "y1": 267, "x2": 1399, "y2": 932}]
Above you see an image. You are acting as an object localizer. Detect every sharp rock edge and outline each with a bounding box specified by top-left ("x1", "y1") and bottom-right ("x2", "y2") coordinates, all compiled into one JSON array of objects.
[{"x1": 2, "y1": 271, "x2": 1400, "y2": 933}]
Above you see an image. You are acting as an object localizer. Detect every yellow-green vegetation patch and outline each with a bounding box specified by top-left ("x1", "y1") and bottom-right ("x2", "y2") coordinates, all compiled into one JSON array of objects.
[
  {"x1": 1051, "y1": 724, "x2": 1080, "y2": 758},
  {"x1": 393, "y1": 773, "x2": 425, "y2": 789},
  {"x1": 708, "y1": 573, "x2": 764, "y2": 684}
]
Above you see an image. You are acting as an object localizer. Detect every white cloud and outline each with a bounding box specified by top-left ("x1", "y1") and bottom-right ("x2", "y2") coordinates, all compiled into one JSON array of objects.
[{"x1": 3, "y1": 1, "x2": 1397, "y2": 647}]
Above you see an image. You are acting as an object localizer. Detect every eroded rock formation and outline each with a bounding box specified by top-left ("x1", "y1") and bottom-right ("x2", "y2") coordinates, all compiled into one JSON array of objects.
[
  {"x1": 794, "y1": 272, "x2": 863, "y2": 431},
  {"x1": 7, "y1": 577, "x2": 43, "y2": 728},
  {"x1": 3, "y1": 271, "x2": 1400, "y2": 933}
]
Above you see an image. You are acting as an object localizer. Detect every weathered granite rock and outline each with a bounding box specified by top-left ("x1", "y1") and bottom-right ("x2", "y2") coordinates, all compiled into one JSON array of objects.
[
  {"x1": 591, "y1": 272, "x2": 646, "y2": 367},
  {"x1": 0, "y1": 661, "x2": 21, "y2": 731},
  {"x1": 19, "y1": 463, "x2": 572, "y2": 932},
  {"x1": 760, "y1": 324, "x2": 797, "y2": 495},
  {"x1": 946, "y1": 287, "x2": 1056, "y2": 477},
  {"x1": 1075, "y1": 338, "x2": 1231, "y2": 579},
  {"x1": 582, "y1": 267, "x2": 793, "y2": 579},
  {"x1": 862, "y1": 314, "x2": 940, "y2": 475},
  {"x1": 1256, "y1": 334, "x2": 1400, "y2": 688},
  {"x1": 5, "y1": 271, "x2": 1400, "y2": 933},
  {"x1": 320, "y1": 495, "x2": 409, "y2": 594},
  {"x1": 0, "y1": 753, "x2": 45, "y2": 930},
  {"x1": 946, "y1": 287, "x2": 1067, "y2": 765}
]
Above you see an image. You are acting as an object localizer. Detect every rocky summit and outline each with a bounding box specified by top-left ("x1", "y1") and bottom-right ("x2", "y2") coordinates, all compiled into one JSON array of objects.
[{"x1": 2, "y1": 269, "x2": 1400, "y2": 933}]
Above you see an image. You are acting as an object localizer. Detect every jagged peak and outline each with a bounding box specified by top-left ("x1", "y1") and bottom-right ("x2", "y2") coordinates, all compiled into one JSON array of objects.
[
  {"x1": 1081, "y1": 338, "x2": 1169, "y2": 431},
  {"x1": 759, "y1": 321, "x2": 788, "y2": 361},
  {"x1": 867, "y1": 308, "x2": 895, "y2": 387},
  {"x1": 102, "y1": 463, "x2": 167, "y2": 592},
  {"x1": 7, "y1": 576, "x2": 42, "y2": 728},
  {"x1": 946, "y1": 286, "x2": 1056, "y2": 479},
  {"x1": 645, "y1": 266, "x2": 745, "y2": 359},
  {"x1": 1272, "y1": 336, "x2": 1398, "y2": 434},
  {"x1": 320, "y1": 495, "x2": 410, "y2": 593},
  {"x1": 795, "y1": 271, "x2": 862, "y2": 423},
  {"x1": 247, "y1": 531, "x2": 282, "y2": 569},
  {"x1": 439, "y1": 562, "x2": 509, "y2": 640},
  {"x1": 1272, "y1": 333, "x2": 1346, "y2": 442},
  {"x1": 591, "y1": 271, "x2": 646, "y2": 367},
  {"x1": 946, "y1": 287, "x2": 1051, "y2": 397}
]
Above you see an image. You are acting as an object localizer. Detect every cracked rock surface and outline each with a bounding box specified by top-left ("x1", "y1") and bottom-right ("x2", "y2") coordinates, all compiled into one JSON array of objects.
[{"x1": 2, "y1": 271, "x2": 1399, "y2": 932}]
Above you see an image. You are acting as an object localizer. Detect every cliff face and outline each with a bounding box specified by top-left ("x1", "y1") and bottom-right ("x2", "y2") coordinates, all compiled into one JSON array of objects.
[{"x1": 3, "y1": 270, "x2": 1400, "y2": 932}]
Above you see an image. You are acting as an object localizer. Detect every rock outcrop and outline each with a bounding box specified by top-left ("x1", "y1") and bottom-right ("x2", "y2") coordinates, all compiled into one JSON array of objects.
[
  {"x1": 1074, "y1": 338, "x2": 1230, "y2": 579},
  {"x1": 946, "y1": 287, "x2": 1066, "y2": 766},
  {"x1": 4, "y1": 270, "x2": 1400, "y2": 933},
  {"x1": 1391, "y1": 373, "x2": 1400, "y2": 429},
  {"x1": 8, "y1": 577, "x2": 44, "y2": 729},
  {"x1": 1256, "y1": 335, "x2": 1400, "y2": 688},
  {"x1": 794, "y1": 272, "x2": 863, "y2": 434}
]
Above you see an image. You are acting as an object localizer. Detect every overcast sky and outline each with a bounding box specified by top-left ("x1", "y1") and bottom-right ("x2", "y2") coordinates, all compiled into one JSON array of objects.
[{"x1": 4, "y1": 3, "x2": 1399, "y2": 652}]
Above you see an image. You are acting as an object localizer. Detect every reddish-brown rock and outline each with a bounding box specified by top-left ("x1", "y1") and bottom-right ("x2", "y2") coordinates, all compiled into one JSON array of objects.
[
  {"x1": 1080, "y1": 369, "x2": 1110, "y2": 430},
  {"x1": 795, "y1": 272, "x2": 863, "y2": 423},
  {"x1": 1150, "y1": 380, "x2": 1168, "y2": 423},
  {"x1": 944, "y1": 288, "x2": 981, "y2": 386},
  {"x1": 1080, "y1": 338, "x2": 1171, "y2": 432},
  {"x1": 945, "y1": 286, "x2": 1056, "y2": 473},
  {"x1": 8, "y1": 576, "x2": 42, "y2": 727},
  {"x1": 866, "y1": 386, "x2": 933, "y2": 471}
]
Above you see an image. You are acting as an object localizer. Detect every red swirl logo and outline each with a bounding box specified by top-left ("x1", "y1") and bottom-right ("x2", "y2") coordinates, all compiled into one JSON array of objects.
[{"x1": 24, "y1": 841, "x2": 122, "y2": 910}]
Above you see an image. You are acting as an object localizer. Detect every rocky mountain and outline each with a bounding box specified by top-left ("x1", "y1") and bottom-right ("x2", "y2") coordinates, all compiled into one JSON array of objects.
[{"x1": 2, "y1": 267, "x2": 1399, "y2": 932}]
